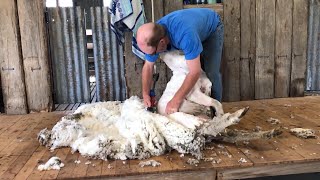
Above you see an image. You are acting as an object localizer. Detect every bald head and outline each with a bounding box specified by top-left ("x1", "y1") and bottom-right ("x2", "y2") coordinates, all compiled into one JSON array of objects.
[{"x1": 137, "y1": 23, "x2": 166, "y2": 54}]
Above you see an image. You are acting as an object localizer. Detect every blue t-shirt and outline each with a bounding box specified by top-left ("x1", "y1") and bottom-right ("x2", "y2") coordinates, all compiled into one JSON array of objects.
[{"x1": 145, "y1": 8, "x2": 220, "y2": 62}]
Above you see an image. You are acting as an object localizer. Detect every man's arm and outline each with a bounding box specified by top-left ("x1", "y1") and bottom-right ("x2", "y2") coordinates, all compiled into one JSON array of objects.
[
  {"x1": 165, "y1": 55, "x2": 201, "y2": 114},
  {"x1": 142, "y1": 61, "x2": 155, "y2": 107}
]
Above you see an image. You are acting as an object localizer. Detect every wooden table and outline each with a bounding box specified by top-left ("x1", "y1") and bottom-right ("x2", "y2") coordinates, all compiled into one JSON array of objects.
[{"x1": 0, "y1": 96, "x2": 320, "y2": 179}]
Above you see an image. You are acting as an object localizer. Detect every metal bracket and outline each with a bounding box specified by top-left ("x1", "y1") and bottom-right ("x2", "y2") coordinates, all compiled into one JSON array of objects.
[
  {"x1": 293, "y1": 54, "x2": 303, "y2": 58},
  {"x1": 2, "y1": 67, "x2": 14, "y2": 71},
  {"x1": 277, "y1": 55, "x2": 288, "y2": 58},
  {"x1": 240, "y1": 57, "x2": 251, "y2": 61},
  {"x1": 258, "y1": 55, "x2": 270, "y2": 58},
  {"x1": 31, "y1": 67, "x2": 41, "y2": 71}
]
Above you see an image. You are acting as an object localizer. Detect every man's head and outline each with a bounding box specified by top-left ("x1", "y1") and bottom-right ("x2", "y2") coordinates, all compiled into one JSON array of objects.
[{"x1": 137, "y1": 23, "x2": 168, "y2": 55}]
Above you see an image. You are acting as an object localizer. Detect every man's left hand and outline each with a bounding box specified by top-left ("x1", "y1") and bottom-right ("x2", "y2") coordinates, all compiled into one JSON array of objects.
[{"x1": 165, "y1": 97, "x2": 182, "y2": 114}]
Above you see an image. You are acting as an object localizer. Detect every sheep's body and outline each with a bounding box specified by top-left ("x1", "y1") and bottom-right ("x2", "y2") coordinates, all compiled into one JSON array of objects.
[
  {"x1": 158, "y1": 51, "x2": 223, "y2": 116},
  {"x1": 38, "y1": 96, "x2": 249, "y2": 160}
]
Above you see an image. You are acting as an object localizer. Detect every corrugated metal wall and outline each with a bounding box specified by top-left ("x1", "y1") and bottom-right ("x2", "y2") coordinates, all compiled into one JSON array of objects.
[
  {"x1": 90, "y1": 6, "x2": 127, "y2": 101},
  {"x1": 48, "y1": 7, "x2": 90, "y2": 104},
  {"x1": 307, "y1": 0, "x2": 320, "y2": 91}
]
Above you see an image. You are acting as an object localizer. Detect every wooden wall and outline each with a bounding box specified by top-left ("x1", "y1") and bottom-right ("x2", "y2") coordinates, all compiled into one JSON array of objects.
[
  {"x1": 124, "y1": 0, "x2": 309, "y2": 102},
  {"x1": 0, "y1": 0, "x2": 52, "y2": 114}
]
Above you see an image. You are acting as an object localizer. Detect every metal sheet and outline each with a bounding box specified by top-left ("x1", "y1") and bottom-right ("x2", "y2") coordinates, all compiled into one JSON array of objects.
[
  {"x1": 48, "y1": 7, "x2": 90, "y2": 103},
  {"x1": 307, "y1": 0, "x2": 320, "y2": 91},
  {"x1": 90, "y1": 6, "x2": 127, "y2": 101}
]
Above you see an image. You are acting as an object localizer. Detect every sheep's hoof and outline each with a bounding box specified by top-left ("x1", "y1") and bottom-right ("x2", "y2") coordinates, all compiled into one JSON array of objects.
[{"x1": 239, "y1": 106, "x2": 250, "y2": 118}]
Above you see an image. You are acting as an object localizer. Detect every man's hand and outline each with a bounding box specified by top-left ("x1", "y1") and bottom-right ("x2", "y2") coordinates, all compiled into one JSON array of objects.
[
  {"x1": 143, "y1": 94, "x2": 151, "y2": 107},
  {"x1": 165, "y1": 55, "x2": 201, "y2": 114},
  {"x1": 165, "y1": 97, "x2": 183, "y2": 114}
]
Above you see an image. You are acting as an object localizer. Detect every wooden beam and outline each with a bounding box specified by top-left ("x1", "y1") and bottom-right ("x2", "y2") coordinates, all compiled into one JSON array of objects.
[
  {"x1": 102, "y1": 169, "x2": 216, "y2": 180},
  {"x1": 0, "y1": 0, "x2": 28, "y2": 114},
  {"x1": 290, "y1": 0, "x2": 308, "y2": 97},
  {"x1": 17, "y1": 0, "x2": 53, "y2": 112},
  {"x1": 240, "y1": 0, "x2": 256, "y2": 100},
  {"x1": 255, "y1": 0, "x2": 276, "y2": 99},
  {"x1": 164, "y1": 0, "x2": 183, "y2": 15},
  {"x1": 274, "y1": 0, "x2": 293, "y2": 98},
  {"x1": 217, "y1": 161, "x2": 320, "y2": 180},
  {"x1": 222, "y1": 0, "x2": 241, "y2": 102},
  {"x1": 124, "y1": 32, "x2": 143, "y2": 98}
]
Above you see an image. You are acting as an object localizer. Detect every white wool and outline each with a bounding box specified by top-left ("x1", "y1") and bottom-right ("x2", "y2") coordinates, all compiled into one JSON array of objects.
[
  {"x1": 38, "y1": 157, "x2": 64, "y2": 171},
  {"x1": 49, "y1": 118, "x2": 86, "y2": 150},
  {"x1": 38, "y1": 51, "x2": 253, "y2": 160},
  {"x1": 290, "y1": 128, "x2": 316, "y2": 139},
  {"x1": 40, "y1": 97, "x2": 212, "y2": 160},
  {"x1": 139, "y1": 160, "x2": 161, "y2": 167}
]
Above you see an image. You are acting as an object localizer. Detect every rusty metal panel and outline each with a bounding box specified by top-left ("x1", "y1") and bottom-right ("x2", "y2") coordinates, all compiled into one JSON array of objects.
[
  {"x1": 307, "y1": 0, "x2": 320, "y2": 91},
  {"x1": 48, "y1": 7, "x2": 90, "y2": 104},
  {"x1": 90, "y1": 6, "x2": 127, "y2": 101}
]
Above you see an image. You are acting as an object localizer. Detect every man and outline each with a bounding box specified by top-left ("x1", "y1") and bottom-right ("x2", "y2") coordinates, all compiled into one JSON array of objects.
[{"x1": 136, "y1": 8, "x2": 223, "y2": 115}]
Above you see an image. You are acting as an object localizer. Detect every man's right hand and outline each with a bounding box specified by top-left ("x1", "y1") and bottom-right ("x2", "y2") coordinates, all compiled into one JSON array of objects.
[{"x1": 143, "y1": 94, "x2": 151, "y2": 107}]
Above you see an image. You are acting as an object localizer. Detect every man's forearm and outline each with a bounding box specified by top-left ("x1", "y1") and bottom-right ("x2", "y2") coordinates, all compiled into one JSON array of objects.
[
  {"x1": 142, "y1": 62, "x2": 153, "y2": 97},
  {"x1": 173, "y1": 72, "x2": 200, "y2": 102}
]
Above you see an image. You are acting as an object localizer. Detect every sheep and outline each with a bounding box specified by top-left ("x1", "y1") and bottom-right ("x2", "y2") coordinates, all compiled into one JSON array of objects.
[
  {"x1": 38, "y1": 51, "x2": 281, "y2": 161},
  {"x1": 158, "y1": 50, "x2": 223, "y2": 117}
]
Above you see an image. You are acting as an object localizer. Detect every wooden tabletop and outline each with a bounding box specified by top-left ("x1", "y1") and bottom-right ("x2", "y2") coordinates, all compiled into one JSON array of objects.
[{"x1": 0, "y1": 96, "x2": 320, "y2": 179}]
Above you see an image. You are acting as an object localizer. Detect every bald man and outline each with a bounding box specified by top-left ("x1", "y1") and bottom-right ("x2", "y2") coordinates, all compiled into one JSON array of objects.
[{"x1": 136, "y1": 8, "x2": 223, "y2": 115}]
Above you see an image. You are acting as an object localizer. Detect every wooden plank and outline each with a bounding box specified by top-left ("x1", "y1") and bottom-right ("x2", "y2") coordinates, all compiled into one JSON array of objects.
[
  {"x1": 41, "y1": 148, "x2": 69, "y2": 179},
  {"x1": 164, "y1": 0, "x2": 183, "y2": 15},
  {"x1": 56, "y1": 151, "x2": 79, "y2": 179},
  {"x1": 55, "y1": 103, "x2": 69, "y2": 111},
  {"x1": 217, "y1": 161, "x2": 320, "y2": 180},
  {"x1": 72, "y1": 103, "x2": 81, "y2": 111},
  {"x1": 86, "y1": 159, "x2": 103, "y2": 178},
  {"x1": 14, "y1": 145, "x2": 47, "y2": 179},
  {"x1": 106, "y1": 169, "x2": 216, "y2": 180},
  {"x1": 0, "y1": 155, "x2": 19, "y2": 177},
  {"x1": 71, "y1": 154, "x2": 89, "y2": 178},
  {"x1": 66, "y1": 104, "x2": 75, "y2": 111},
  {"x1": 255, "y1": 0, "x2": 276, "y2": 99},
  {"x1": 274, "y1": 0, "x2": 293, "y2": 98},
  {"x1": 1, "y1": 155, "x2": 31, "y2": 179},
  {"x1": 26, "y1": 147, "x2": 56, "y2": 180},
  {"x1": 16, "y1": 0, "x2": 52, "y2": 112},
  {"x1": 0, "y1": 116, "x2": 21, "y2": 136},
  {"x1": 240, "y1": 0, "x2": 256, "y2": 100},
  {"x1": 290, "y1": 0, "x2": 308, "y2": 96},
  {"x1": 143, "y1": 0, "x2": 164, "y2": 22},
  {"x1": 124, "y1": 32, "x2": 143, "y2": 98},
  {"x1": 222, "y1": 0, "x2": 241, "y2": 101},
  {"x1": 0, "y1": 0, "x2": 28, "y2": 114}
]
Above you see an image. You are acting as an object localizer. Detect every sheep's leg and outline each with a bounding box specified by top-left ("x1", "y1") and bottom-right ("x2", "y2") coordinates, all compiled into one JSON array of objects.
[
  {"x1": 206, "y1": 127, "x2": 283, "y2": 144},
  {"x1": 187, "y1": 89, "x2": 224, "y2": 117},
  {"x1": 179, "y1": 100, "x2": 210, "y2": 116},
  {"x1": 198, "y1": 107, "x2": 249, "y2": 136}
]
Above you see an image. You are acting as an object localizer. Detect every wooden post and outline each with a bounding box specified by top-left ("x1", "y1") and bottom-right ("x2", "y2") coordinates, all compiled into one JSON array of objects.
[
  {"x1": 17, "y1": 0, "x2": 53, "y2": 112},
  {"x1": 290, "y1": 0, "x2": 308, "y2": 97},
  {"x1": 222, "y1": 0, "x2": 241, "y2": 102},
  {"x1": 255, "y1": 0, "x2": 276, "y2": 99},
  {"x1": 124, "y1": 32, "x2": 143, "y2": 98},
  {"x1": 0, "y1": 0, "x2": 28, "y2": 114},
  {"x1": 274, "y1": 0, "x2": 293, "y2": 98},
  {"x1": 164, "y1": 0, "x2": 183, "y2": 15},
  {"x1": 240, "y1": 0, "x2": 256, "y2": 100}
]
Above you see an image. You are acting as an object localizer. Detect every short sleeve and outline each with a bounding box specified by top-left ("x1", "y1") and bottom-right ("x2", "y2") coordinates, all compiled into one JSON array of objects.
[
  {"x1": 145, "y1": 53, "x2": 159, "y2": 62},
  {"x1": 180, "y1": 32, "x2": 203, "y2": 60}
]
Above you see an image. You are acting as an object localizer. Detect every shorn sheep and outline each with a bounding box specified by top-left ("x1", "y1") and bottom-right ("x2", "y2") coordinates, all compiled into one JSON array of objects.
[{"x1": 38, "y1": 51, "x2": 281, "y2": 161}]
